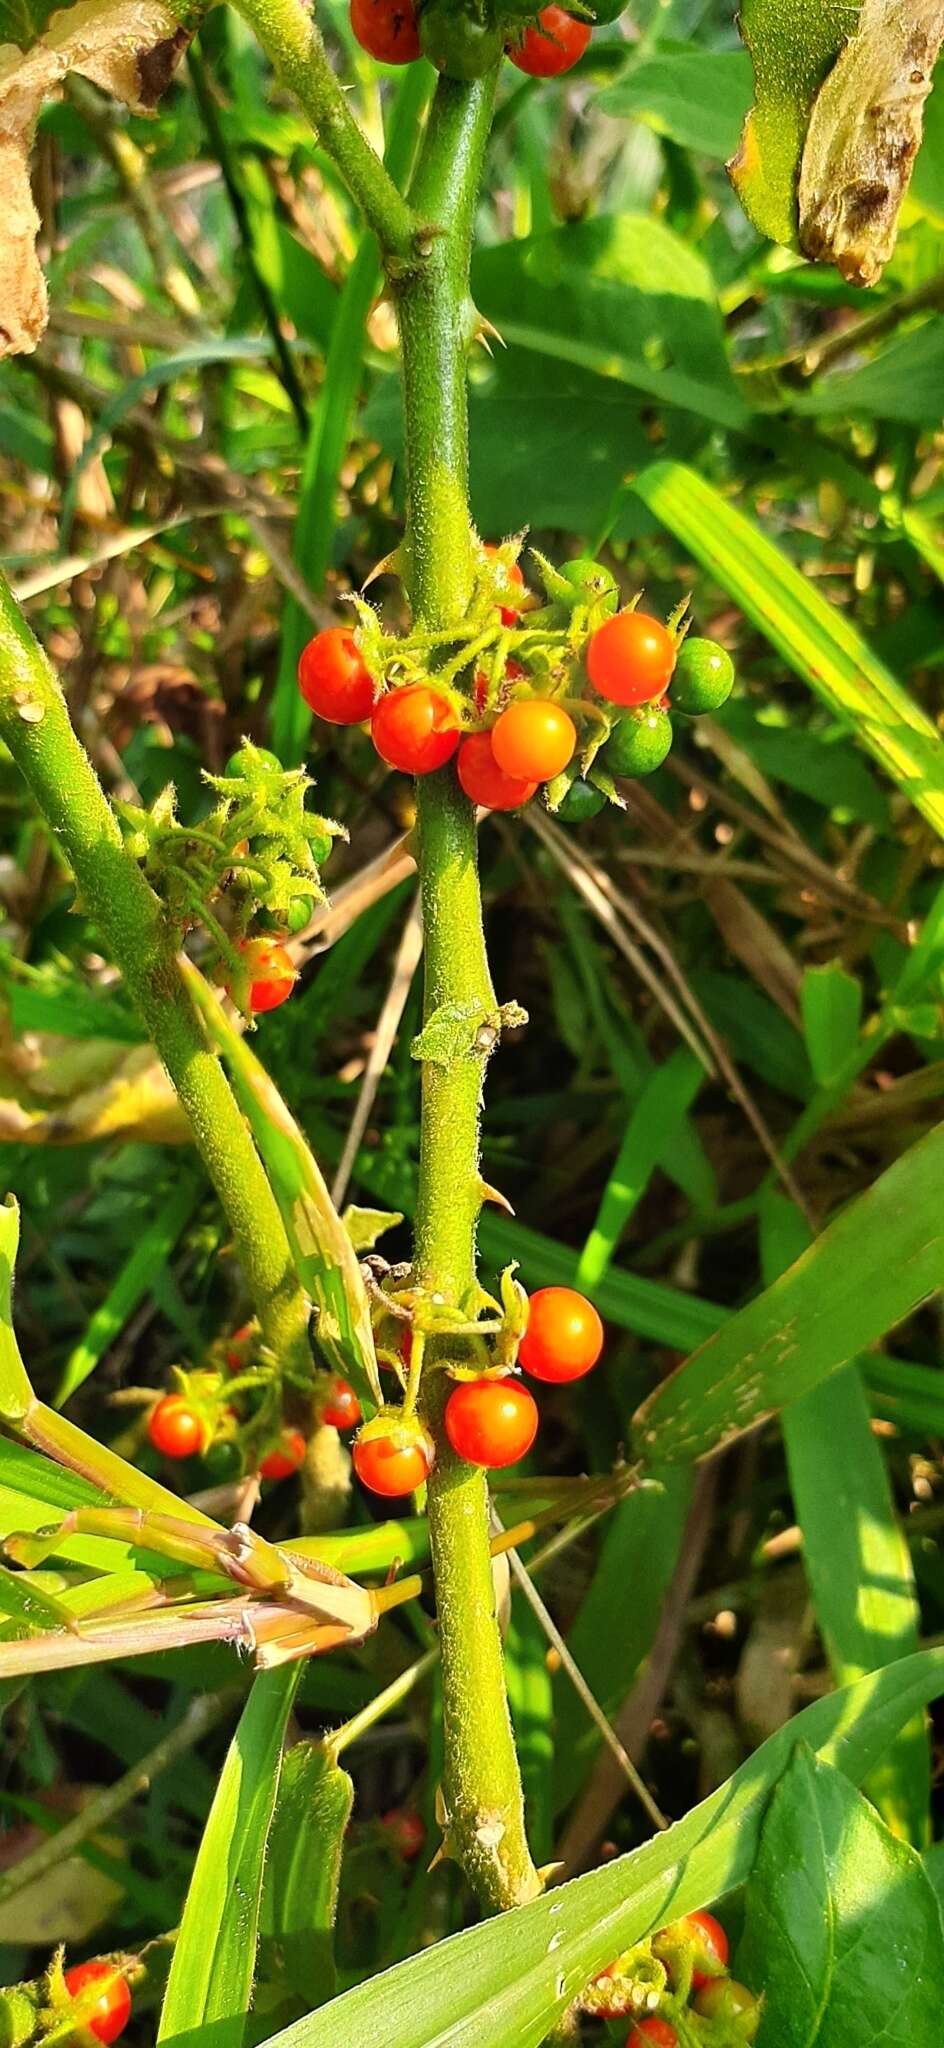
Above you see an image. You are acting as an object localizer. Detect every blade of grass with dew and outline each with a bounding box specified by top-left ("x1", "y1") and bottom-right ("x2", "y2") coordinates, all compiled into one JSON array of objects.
[
  {"x1": 55, "y1": 1171, "x2": 203, "y2": 1407},
  {"x1": 272, "y1": 66, "x2": 430, "y2": 760},
  {"x1": 633, "y1": 1116, "x2": 944, "y2": 1465},
  {"x1": 158, "y1": 1666, "x2": 300, "y2": 2047},
  {"x1": 256, "y1": 1649, "x2": 944, "y2": 2048},
  {"x1": 761, "y1": 1190, "x2": 930, "y2": 1847},
  {"x1": 630, "y1": 460, "x2": 944, "y2": 839}
]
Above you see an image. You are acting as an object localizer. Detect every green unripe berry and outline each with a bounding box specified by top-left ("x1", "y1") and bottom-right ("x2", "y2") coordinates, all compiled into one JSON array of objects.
[
  {"x1": 557, "y1": 777, "x2": 607, "y2": 822},
  {"x1": 693, "y1": 1980, "x2": 760, "y2": 2040},
  {"x1": 307, "y1": 825, "x2": 333, "y2": 866},
  {"x1": 559, "y1": 557, "x2": 619, "y2": 617},
  {"x1": 603, "y1": 708, "x2": 672, "y2": 778},
  {"x1": 670, "y1": 637, "x2": 734, "y2": 714},
  {"x1": 285, "y1": 893, "x2": 314, "y2": 934},
  {"x1": 226, "y1": 745, "x2": 281, "y2": 777},
  {"x1": 588, "y1": 0, "x2": 627, "y2": 17}
]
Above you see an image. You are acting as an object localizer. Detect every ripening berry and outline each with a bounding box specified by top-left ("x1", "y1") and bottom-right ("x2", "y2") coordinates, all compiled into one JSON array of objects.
[
  {"x1": 660, "y1": 1909, "x2": 729, "y2": 1988},
  {"x1": 225, "y1": 1323, "x2": 254, "y2": 1372},
  {"x1": 232, "y1": 938, "x2": 296, "y2": 1015},
  {"x1": 457, "y1": 732, "x2": 538, "y2": 811},
  {"x1": 509, "y1": 6, "x2": 591, "y2": 75},
  {"x1": 353, "y1": 1430, "x2": 433, "y2": 1497},
  {"x1": 484, "y1": 543, "x2": 527, "y2": 626},
  {"x1": 260, "y1": 1427, "x2": 307, "y2": 1480},
  {"x1": 148, "y1": 1395, "x2": 208, "y2": 1460},
  {"x1": 491, "y1": 699, "x2": 576, "y2": 782},
  {"x1": 298, "y1": 627, "x2": 377, "y2": 724},
  {"x1": 350, "y1": 0, "x2": 421, "y2": 60},
  {"x1": 693, "y1": 1979, "x2": 760, "y2": 2037},
  {"x1": 603, "y1": 708, "x2": 673, "y2": 778},
  {"x1": 670, "y1": 637, "x2": 735, "y2": 714},
  {"x1": 382, "y1": 1807, "x2": 426, "y2": 1859},
  {"x1": 626, "y1": 2021, "x2": 678, "y2": 2048},
  {"x1": 371, "y1": 686, "x2": 460, "y2": 775},
  {"x1": 587, "y1": 611, "x2": 676, "y2": 706},
  {"x1": 225, "y1": 745, "x2": 281, "y2": 776},
  {"x1": 320, "y1": 1377, "x2": 362, "y2": 1430},
  {"x1": 63, "y1": 1963, "x2": 132, "y2": 2046},
  {"x1": 518, "y1": 1286, "x2": 603, "y2": 1381},
  {"x1": 444, "y1": 1378, "x2": 538, "y2": 1469},
  {"x1": 557, "y1": 777, "x2": 607, "y2": 822}
]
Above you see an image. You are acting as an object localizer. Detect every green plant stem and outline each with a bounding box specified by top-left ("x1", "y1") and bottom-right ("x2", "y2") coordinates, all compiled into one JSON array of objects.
[
  {"x1": 394, "y1": 73, "x2": 540, "y2": 1912},
  {"x1": 230, "y1": 0, "x2": 420, "y2": 268},
  {"x1": 0, "y1": 575, "x2": 309, "y2": 1377}
]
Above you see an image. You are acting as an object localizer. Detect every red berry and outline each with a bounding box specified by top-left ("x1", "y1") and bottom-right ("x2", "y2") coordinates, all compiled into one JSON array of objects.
[
  {"x1": 350, "y1": 0, "x2": 421, "y2": 60},
  {"x1": 297, "y1": 627, "x2": 376, "y2": 724},
  {"x1": 225, "y1": 1322, "x2": 254, "y2": 1373},
  {"x1": 63, "y1": 1963, "x2": 132, "y2": 2045},
  {"x1": 353, "y1": 1431, "x2": 432, "y2": 1497},
  {"x1": 509, "y1": 6, "x2": 591, "y2": 76},
  {"x1": 457, "y1": 732, "x2": 538, "y2": 811},
  {"x1": 518, "y1": 1286, "x2": 603, "y2": 1382},
  {"x1": 371, "y1": 686, "x2": 460, "y2": 775},
  {"x1": 627, "y1": 2022, "x2": 677, "y2": 2048},
  {"x1": 586, "y1": 611, "x2": 676, "y2": 707},
  {"x1": 320, "y1": 1376, "x2": 361, "y2": 1430},
  {"x1": 660, "y1": 1909, "x2": 729, "y2": 1988},
  {"x1": 260, "y1": 1426, "x2": 307, "y2": 1480},
  {"x1": 233, "y1": 938, "x2": 296, "y2": 1015},
  {"x1": 148, "y1": 1395, "x2": 207, "y2": 1461},
  {"x1": 444, "y1": 1378, "x2": 538, "y2": 1469},
  {"x1": 382, "y1": 1807, "x2": 425, "y2": 1859},
  {"x1": 484, "y1": 543, "x2": 527, "y2": 626},
  {"x1": 491, "y1": 699, "x2": 576, "y2": 782}
]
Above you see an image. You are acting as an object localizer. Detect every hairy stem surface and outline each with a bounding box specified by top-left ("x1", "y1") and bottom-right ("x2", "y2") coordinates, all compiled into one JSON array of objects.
[{"x1": 395, "y1": 75, "x2": 540, "y2": 1910}]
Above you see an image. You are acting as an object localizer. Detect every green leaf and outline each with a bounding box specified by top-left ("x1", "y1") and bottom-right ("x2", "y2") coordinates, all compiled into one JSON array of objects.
[
  {"x1": 342, "y1": 1206, "x2": 404, "y2": 1253},
  {"x1": 729, "y1": 0, "x2": 850, "y2": 245},
  {"x1": 258, "y1": 1741, "x2": 353, "y2": 2013},
  {"x1": 0, "y1": 1199, "x2": 33, "y2": 1424},
  {"x1": 800, "y1": 964, "x2": 864, "y2": 1088},
  {"x1": 739, "y1": 1747, "x2": 944, "y2": 2040},
  {"x1": 576, "y1": 1049, "x2": 704, "y2": 1290},
  {"x1": 800, "y1": 318, "x2": 944, "y2": 425},
  {"x1": 257, "y1": 1649, "x2": 944, "y2": 2048},
  {"x1": 762, "y1": 1193, "x2": 929, "y2": 1846},
  {"x1": 630, "y1": 462, "x2": 944, "y2": 843},
  {"x1": 55, "y1": 1173, "x2": 202, "y2": 1406},
  {"x1": 599, "y1": 44, "x2": 752, "y2": 160},
  {"x1": 633, "y1": 1117, "x2": 944, "y2": 1465},
  {"x1": 158, "y1": 1668, "x2": 300, "y2": 2048}
]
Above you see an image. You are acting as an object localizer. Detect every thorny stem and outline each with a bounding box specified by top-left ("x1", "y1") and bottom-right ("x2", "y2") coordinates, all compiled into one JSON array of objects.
[
  {"x1": 393, "y1": 75, "x2": 541, "y2": 1910},
  {"x1": 0, "y1": 574, "x2": 310, "y2": 1380}
]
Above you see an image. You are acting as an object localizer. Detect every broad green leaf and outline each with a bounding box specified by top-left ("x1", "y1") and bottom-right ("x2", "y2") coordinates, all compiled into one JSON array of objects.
[
  {"x1": 6, "y1": 973, "x2": 144, "y2": 1045},
  {"x1": 159, "y1": 1668, "x2": 300, "y2": 2048},
  {"x1": 729, "y1": 0, "x2": 849, "y2": 245},
  {"x1": 257, "y1": 1649, "x2": 944, "y2": 2048},
  {"x1": 258, "y1": 1741, "x2": 353, "y2": 2013},
  {"x1": 599, "y1": 45, "x2": 752, "y2": 160},
  {"x1": 55, "y1": 1173, "x2": 202, "y2": 1406},
  {"x1": 633, "y1": 1117, "x2": 944, "y2": 1465},
  {"x1": 0, "y1": 1199, "x2": 32, "y2": 1423},
  {"x1": 630, "y1": 462, "x2": 944, "y2": 842},
  {"x1": 762, "y1": 1193, "x2": 928, "y2": 1846},
  {"x1": 720, "y1": 702, "x2": 891, "y2": 830},
  {"x1": 184, "y1": 963, "x2": 382, "y2": 1410},
  {"x1": 800, "y1": 964, "x2": 864, "y2": 1088},
  {"x1": 739, "y1": 1748, "x2": 944, "y2": 2040},
  {"x1": 553, "y1": 1470, "x2": 691, "y2": 1812}
]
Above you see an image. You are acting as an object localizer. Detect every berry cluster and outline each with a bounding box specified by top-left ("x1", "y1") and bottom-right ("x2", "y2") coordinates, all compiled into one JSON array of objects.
[
  {"x1": 349, "y1": 0, "x2": 603, "y2": 82},
  {"x1": 297, "y1": 543, "x2": 734, "y2": 827},
  {"x1": 145, "y1": 1330, "x2": 362, "y2": 1482},
  {"x1": 352, "y1": 1284, "x2": 602, "y2": 1498},
  {"x1": 585, "y1": 1912, "x2": 761, "y2": 2044}
]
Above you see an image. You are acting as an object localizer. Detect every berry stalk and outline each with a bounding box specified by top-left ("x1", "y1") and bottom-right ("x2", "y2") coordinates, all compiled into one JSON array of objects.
[
  {"x1": 0, "y1": 573, "x2": 310, "y2": 1379},
  {"x1": 393, "y1": 74, "x2": 540, "y2": 1910}
]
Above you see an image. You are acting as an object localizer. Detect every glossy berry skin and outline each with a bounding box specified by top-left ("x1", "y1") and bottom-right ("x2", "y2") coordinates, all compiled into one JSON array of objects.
[
  {"x1": 320, "y1": 1376, "x2": 362, "y2": 1430},
  {"x1": 298, "y1": 627, "x2": 376, "y2": 724},
  {"x1": 557, "y1": 777, "x2": 606, "y2": 822},
  {"x1": 559, "y1": 556, "x2": 619, "y2": 617},
  {"x1": 626, "y1": 2022, "x2": 677, "y2": 2048},
  {"x1": 457, "y1": 733, "x2": 537, "y2": 811},
  {"x1": 509, "y1": 6, "x2": 591, "y2": 75},
  {"x1": 371, "y1": 686, "x2": 460, "y2": 775},
  {"x1": 693, "y1": 1980, "x2": 760, "y2": 2037},
  {"x1": 420, "y1": 4, "x2": 504, "y2": 76},
  {"x1": 518, "y1": 1286, "x2": 603, "y2": 1382},
  {"x1": 444, "y1": 1378, "x2": 538, "y2": 1469},
  {"x1": 63, "y1": 1963, "x2": 132, "y2": 2046},
  {"x1": 603, "y1": 708, "x2": 673, "y2": 778},
  {"x1": 350, "y1": 0, "x2": 420, "y2": 62},
  {"x1": 382, "y1": 1807, "x2": 425, "y2": 1859},
  {"x1": 491, "y1": 699, "x2": 576, "y2": 782},
  {"x1": 148, "y1": 1395, "x2": 207, "y2": 1461},
  {"x1": 260, "y1": 1427, "x2": 307, "y2": 1480},
  {"x1": 670, "y1": 1909, "x2": 729, "y2": 1988},
  {"x1": 670, "y1": 637, "x2": 735, "y2": 714},
  {"x1": 587, "y1": 611, "x2": 676, "y2": 706},
  {"x1": 353, "y1": 1432, "x2": 432, "y2": 1497},
  {"x1": 237, "y1": 938, "x2": 296, "y2": 1014},
  {"x1": 484, "y1": 543, "x2": 526, "y2": 626}
]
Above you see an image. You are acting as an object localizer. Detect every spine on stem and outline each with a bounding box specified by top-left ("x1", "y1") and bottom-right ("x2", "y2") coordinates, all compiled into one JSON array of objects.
[{"x1": 394, "y1": 75, "x2": 541, "y2": 1910}]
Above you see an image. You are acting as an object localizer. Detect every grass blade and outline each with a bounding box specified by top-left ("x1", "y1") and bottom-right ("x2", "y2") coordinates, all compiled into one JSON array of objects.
[{"x1": 55, "y1": 1172, "x2": 202, "y2": 1407}]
